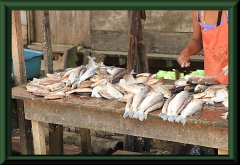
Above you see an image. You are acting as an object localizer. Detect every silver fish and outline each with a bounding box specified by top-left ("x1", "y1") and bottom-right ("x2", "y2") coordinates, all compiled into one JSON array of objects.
[
  {"x1": 167, "y1": 91, "x2": 190, "y2": 122},
  {"x1": 131, "y1": 85, "x2": 151, "y2": 115},
  {"x1": 158, "y1": 95, "x2": 174, "y2": 118},
  {"x1": 133, "y1": 91, "x2": 164, "y2": 121},
  {"x1": 77, "y1": 67, "x2": 96, "y2": 87},
  {"x1": 144, "y1": 99, "x2": 165, "y2": 120},
  {"x1": 175, "y1": 99, "x2": 204, "y2": 125},
  {"x1": 106, "y1": 81, "x2": 123, "y2": 99}
]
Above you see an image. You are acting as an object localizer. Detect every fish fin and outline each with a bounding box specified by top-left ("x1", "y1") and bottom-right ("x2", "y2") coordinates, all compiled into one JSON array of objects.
[
  {"x1": 175, "y1": 115, "x2": 182, "y2": 123},
  {"x1": 158, "y1": 113, "x2": 165, "y2": 118},
  {"x1": 144, "y1": 113, "x2": 148, "y2": 120},
  {"x1": 163, "y1": 114, "x2": 169, "y2": 121},
  {"x1": 168, "y1": 115, "x2": 174, "y2": 122},
  {"x1": 123, "y1": 110, "x2": 131, "y2": 118},
  {"x1": 130, "y1": 69, "x2": 137, "y2": 75},
  {"x1": 138, "y1": 114, "x2": 145, "y2": 121},
  {"x1": 132, "y1": 111, "x2": 140, "y2": 119},
  {"x1": 181, "y1": 117, "x2": 187, "y2": 126}
]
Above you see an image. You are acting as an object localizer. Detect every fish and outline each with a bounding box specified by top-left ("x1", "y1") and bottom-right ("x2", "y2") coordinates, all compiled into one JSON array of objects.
[
  {"x1": 198, "y1": 76, "x2": 221, "y2": 85},
  {"x1": 136, "y1": 73, "x2": 152, "y2": 77},
  {"x1": 194, "y1": 84, "x2": 207, "y2": 93},
  {"x1": 175, "y1": 99, "x2": 204, "y2": 125},
  {"x1": 107, "y1": 67, "x2": 126, "y2": 77},
  {"x1": 144, "y1": 99, "x2": 165, "y2": 120},
  {"x1": 77, "y1": 67, "x2": 97, "y2": 87},
  {"x1": 106, "y1": 81, "x2": 124, "y2": 99},
  {"x1": 221, "y1": 112, "x2": 228, "y2": 120},
  {"x1": 203, "y1": 87, "x2": 216, "y2": 98},
  {"x1": 158, "y1": 95, "x2": 174, "y2": 118},
  {"x1": 90, "y1": 78, "x2": 106, "y2": 88},
  {"x1": 211, "y1": 88, "x2": 228, "y2": 103},
  {"x1": 91, "y1": 85, "x2": 104, "y2": 98},
  {"x1": 44, "y1": 91, "x2": 66, "y2": 100},
  {"x1": 184, "y1": 74, "x2": 203, "y2": 84},
  {"x1": 86, "y1": 55, "x2": 97, "y2": 69},
  {"x1": 123, "y1": 94, "x2": 134, "y2": 118},
  {"x1": 46, "y1": 82, "x2": 65, "y2": 92},
  {"x1": 118, "y1": 93, "x2": 134, "y2": 103},
  {"x1": 135, "y1": 76, "x2": 149, "y2": 83},
  {"x1": 167, "y1": 91, "x2": 190, "y2": 122},
  {"x1": 131, "y1": 85, "x2": 151, "y2": 115},
  {"x1": 153, "y1": 85, "x2": 172, "y2": 98},
  {"x1": 175, "y1": 78, "x2": 190, "y2": 87},
  {"x1": 133, "y1": 91, "x2": 164, "y2": 121},
  {"x1": 192, "y1": 92, "x2": 207, "y2": 99},
  {"x1": 184, "y1": 85, "x2": 197, "y2": 92},
  {"x1": 98, "y1": 89, "x2": 113, "y2": 99},
  {"x1": 222, "y1": 98, "x2": 228, "y2": 108},
  {"x1": 123, "y1": 73, "x2": 136, "y2": 85}
]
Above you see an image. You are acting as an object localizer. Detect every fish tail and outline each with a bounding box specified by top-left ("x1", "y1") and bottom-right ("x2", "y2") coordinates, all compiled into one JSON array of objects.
[
  {"x1": 168, "y1": 115, "x2": 174, "y2": 122},
  {"x1": 175, "y1": 115, "x2": 182, "y2": 123},
  {"x1": 163, "y1": 114, "x2": 169, "y2": 121},
  {"x1": 158, "y1": 113, "x2": 165, "y2": 118},
  {"x1": 138, "y1": 113, "x2": 145, "y2": 121},
  {"x1": 132, "y1": 111, "x2": 140, "y2": 119},
  {"x1": 181, "y1": 117, "x2": 187, "y2": 126},
  {"x1": 144, "y1": 113, "x2": 148, "y2": 120},
  {"x1": 123, "y1": 110, "x2": 130, "y2": 118},
  {"x1": 130, "y1": 69, "x2": 137, "y2": 75}
]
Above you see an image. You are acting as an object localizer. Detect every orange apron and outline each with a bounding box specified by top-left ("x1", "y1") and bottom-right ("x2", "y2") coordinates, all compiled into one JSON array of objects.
[{"x1": 201, "y1": 10, "x2": 228, "y2": 84}]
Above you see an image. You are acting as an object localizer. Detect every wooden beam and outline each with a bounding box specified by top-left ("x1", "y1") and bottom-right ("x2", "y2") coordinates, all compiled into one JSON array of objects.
[
  {"x1": 12, "y1": 10, "x2": 34, "y2": 155},
  {"x1": 80, "y1": 128, "x2": 93, "y2": 155},
  {"x1": 40, "y1": 10, "x2": 63, "y2": 155},
  {"x1": 31, "y1": 120, "x2": 46, "y2": 154}
]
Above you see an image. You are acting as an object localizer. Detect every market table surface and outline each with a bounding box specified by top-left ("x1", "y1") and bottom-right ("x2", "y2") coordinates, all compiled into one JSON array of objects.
[{"x1": 11, "y1": 79, "x2": 228, "y2": 155}]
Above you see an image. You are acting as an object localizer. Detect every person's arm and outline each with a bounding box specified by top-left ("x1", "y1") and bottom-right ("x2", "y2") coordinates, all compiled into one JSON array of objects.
[{"x1": 177, "y1": 10, "x2": 203, "y2": 67}]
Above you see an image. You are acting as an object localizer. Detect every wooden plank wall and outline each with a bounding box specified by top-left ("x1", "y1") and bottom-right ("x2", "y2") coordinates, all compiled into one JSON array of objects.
[
  {"x1": 32, "y1": 10, "x2": 91, "y2": 47},
  {"x1": 27, "y1": 10, "x2": 203, "y2": 55}
]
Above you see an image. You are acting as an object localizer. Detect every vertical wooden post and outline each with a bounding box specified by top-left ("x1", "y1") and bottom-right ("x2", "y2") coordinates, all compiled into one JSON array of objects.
[
  {"x1": 40, "y1": 10, "x2": 63, "y2": 155},
  {"x1": 80, "y1": 128, "x2": 93, "y2": 155},
  {"x1": 12, "y1": 10, "x2": 34, "y2": 155},
  {"x1": 125, "y1": 10, "x2": 153, "y2": 153}
]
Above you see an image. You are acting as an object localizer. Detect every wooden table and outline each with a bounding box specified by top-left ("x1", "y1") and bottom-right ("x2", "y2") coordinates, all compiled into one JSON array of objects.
[{"x1": 11, "y1": 84, "x2": 228, "y2": 155}]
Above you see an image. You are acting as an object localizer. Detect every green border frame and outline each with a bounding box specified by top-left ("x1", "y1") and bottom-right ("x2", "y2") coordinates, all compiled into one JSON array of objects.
[{"x1": 0, "y1": 0, "x2": 238, "y2": 164}]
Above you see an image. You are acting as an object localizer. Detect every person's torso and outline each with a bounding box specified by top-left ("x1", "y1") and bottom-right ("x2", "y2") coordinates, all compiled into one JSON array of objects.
[{"x1": 197, "y1": 10, "x2": 228, "y2": 31}]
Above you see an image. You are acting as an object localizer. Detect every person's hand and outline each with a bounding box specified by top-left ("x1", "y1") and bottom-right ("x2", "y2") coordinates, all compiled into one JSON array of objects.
[{"x1": 177, "y1": 54, "x2": 190, "y2": 68}]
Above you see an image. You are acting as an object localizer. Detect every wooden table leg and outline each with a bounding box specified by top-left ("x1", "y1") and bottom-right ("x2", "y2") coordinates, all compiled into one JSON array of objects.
[{"x1": 31, "y1": 120, "x2": 46, "y2": 155}]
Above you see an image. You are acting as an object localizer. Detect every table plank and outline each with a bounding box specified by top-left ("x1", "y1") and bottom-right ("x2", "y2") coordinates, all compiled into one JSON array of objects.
[{"x1": 12, "y1": 84, "x2": 228, "y2": 150}]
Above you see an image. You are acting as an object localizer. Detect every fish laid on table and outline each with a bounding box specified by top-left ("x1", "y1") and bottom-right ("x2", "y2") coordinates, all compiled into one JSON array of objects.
[
  {"x1": 133, "y1": 90, "x2": 164, "y2": 121},
  {"x1": 131, "y1": 85, "x2": 151, "y2": 116},
  {"x1": 106, "y1": 81, "x2": 124, "y2": 99},
  {"x1": 175, "y1": 99, "x2": 205, "y2": 126},
  {"x1": 44, "y1": 91, "x2": 66, "y2": 100},
  {"x1": 221, "y1": 112, "x2": 228, "y2": 120},
  {"x1": 144, "y1": 99, "x2": 165, "y2": 120},
  {"x1": 153, "y1": 85, "x2": 172, "y2": 98},
  {"x1": 198, "y1": 76, "x2": 221, "y2": 85},
  {"x1": 184, "y1": 74, "x2": 203, "y2": 84},
  {"x1": 123, "y1": 94, "x2": 134, "y2": 118},
  {"x1": 158, "y1": 95, "x2": 174, "y2": 118},
  {"x1": 167, "y1": 90, "x2": 190, "y2": 122}
]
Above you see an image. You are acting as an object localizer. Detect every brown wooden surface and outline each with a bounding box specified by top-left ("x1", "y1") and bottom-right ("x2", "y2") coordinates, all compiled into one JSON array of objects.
[
  {"x1": 80, "y1": 128, "x2": 93, "y2": 155},
  {"x1": 11, "y1": 81, "x2": 228, "y2": 150},
  {"x1": 32, "y1": 10, "x2": 91, "y2": 47},
  {"x1": 31, "y1": 120, "x2": 46, "y2": 154}
]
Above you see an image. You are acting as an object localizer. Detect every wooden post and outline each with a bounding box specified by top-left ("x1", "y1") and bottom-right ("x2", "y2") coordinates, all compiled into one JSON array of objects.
[
  {"x1": 12, "y1": 10, "x2": 34, "y2": 155},
  {"x1": 40, "y1": 10, "x2": 63, "y2": 155},
  {"x1": 125, "y1": 10, "x2": 153, "y2": 153},
  {"x1": 80, "y1": 128, "x2": 93, "y2": 155}
]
